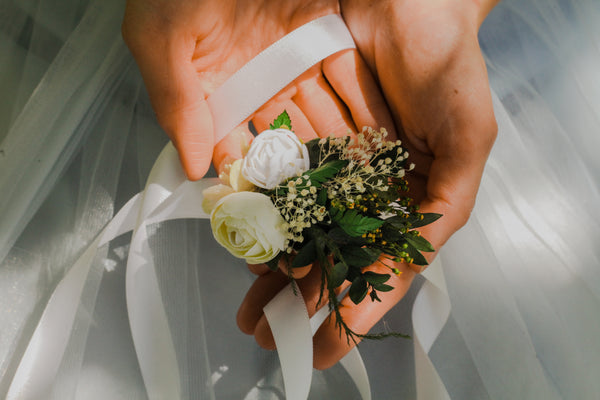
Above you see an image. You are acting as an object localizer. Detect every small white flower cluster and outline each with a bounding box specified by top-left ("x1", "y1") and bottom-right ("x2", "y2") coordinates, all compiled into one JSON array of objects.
[
  {"x1": 272, "y1": 175, "x2": 327, "y2": 250},
  {"x1": 318, "y1": 127, "x2": 414, "y2": 202}
]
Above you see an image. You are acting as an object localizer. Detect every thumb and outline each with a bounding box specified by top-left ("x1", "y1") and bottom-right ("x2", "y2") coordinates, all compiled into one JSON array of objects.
[
  {"x1": 125, "y1": 29, "x2": 214, "y2": 180},
  {"x1": 410, "y1": 138, "x2": 494, "y2": 273},
  {"x1": 167, "y1": 98, "x2": 215, "y2": 181}
]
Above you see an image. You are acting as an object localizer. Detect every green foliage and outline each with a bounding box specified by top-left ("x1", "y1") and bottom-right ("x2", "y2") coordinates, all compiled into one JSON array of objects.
[
  {"x1": 349, "y1": 276, "x2": 368, "y2": 304},
  {"x1": 403, "y1": 240, "x2": 430, "y2": 266},
  {"x1": 340, "y1": 246, "x2": 381, "y2": 268},
  {"x1": 251, "y1": 126, "x2": 443, "y2": 343},
  {"x1": 304, "y1": 138, "x2": 322, "y2": 169},
  {"x1": 291, "y1": 240, "x2": 317, "y2": 268},
  {"x1": 327, "y1": 227, "x2": 367, "y2": 246},
  {"x1": 307, "y1": 160, "x2": 348, "y2": 187},
  {"x1": 270, "y1": 110, "x2": 292, "y2": 130},
  {"x1": 409, "y1": 213, "x2": 442, "y2": 228},
  {"x1": 266, "y1": 254, "x2": 281, "y2": 271},
  {"x1": 363, "y1": 271, "x2": 390, "y2": 285},
  {"x1": 405, "y1": 233, "x2": 435, "y2": 252},
  {"x1": 316, "y1": 187, "x2": 328, "y2": 206},
  {"x1": 329, "y1": 262, "x2": 348, "y2": 288},
  {"x1": 332, "y1": 209, "x2": 385, "y2": 237}
]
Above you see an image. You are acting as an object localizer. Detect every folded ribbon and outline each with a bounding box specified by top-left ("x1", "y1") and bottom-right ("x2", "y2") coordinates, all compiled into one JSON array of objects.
[{"x1": 6, "y1": 144, "x2": 370, "y2": 399}]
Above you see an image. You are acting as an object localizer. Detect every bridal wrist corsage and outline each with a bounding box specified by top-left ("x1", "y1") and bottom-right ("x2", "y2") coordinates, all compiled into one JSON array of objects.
[{"x1": 203, "y1": 111, "x2": 440, "y2": 342}]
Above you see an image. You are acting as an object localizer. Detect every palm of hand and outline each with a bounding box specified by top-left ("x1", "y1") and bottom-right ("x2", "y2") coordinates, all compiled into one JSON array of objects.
[
  {"x1": 341, "y1": 0, "x2": 498, "y2": 255},
  {"x1": 123, "y1": 0, "x2": 391, "y2": 179}
]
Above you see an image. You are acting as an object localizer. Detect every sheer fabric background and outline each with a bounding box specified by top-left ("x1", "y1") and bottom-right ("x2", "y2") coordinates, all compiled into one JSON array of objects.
[{"x1": 0, "y1": 0, "x2": 598, "y2": 398}]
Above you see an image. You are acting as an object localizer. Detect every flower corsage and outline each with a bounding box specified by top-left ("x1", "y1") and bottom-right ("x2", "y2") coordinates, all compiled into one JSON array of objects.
[{"x1": 203, "y1": 111, "x2": 441, "y2": 342}]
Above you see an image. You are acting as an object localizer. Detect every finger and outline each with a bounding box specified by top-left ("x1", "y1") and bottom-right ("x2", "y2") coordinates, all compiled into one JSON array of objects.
[
  {"x1": 411, "y1": 133, "x2": 494, "y2": 273},
  {"x1": 279, "y1": 264, "x2": 312, "y2": 279},
  {"x1": 410, "y1": 76, "x2": 498, "y2": 272},
  {"x1": 252, "y1": 262, "x2": 331, "y2": 350},
  {"x1": 313, "y1": 260, "x2": 415, "y2": 370},
  {"x1": 247, "y1": 263, "x2": 270, "y2": 275},
  {"x1": 247, "y1": 256, "x2": 314, "y2": 279},
  {"x1": 401, "y1": 136, "x2": 490, "y2": 274},
  {"x1": 212, "y1": 124, "x2": 254, "y2": 175},
  {"x1": 236, "y1": 270, "x2": 289, "y2": 337},
  {"x1": 252, "y1": 99, "x2": 318, "y2": 142},
  {"x1": 277, "y1": 252, "x2": 312, "y2": 280},
  {"x1": 126, "y1": 31, "x2": 214, "y2": 181},
  {"x1": 323, "y1": 49, "x2": 397, "y2": 139},
  {"x1": 292, "y1": 65, "x2": 356, "y2": 138}
]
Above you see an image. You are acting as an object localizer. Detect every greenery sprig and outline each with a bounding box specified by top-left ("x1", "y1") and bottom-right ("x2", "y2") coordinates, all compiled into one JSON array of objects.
[{"x1": 263, "y1": 111, "x2": 441, "y2": 343}]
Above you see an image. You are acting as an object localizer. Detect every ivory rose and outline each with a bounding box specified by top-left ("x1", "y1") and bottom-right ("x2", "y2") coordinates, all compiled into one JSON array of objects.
[
  {"x1": 211, "y1": 191, "x2": 286, "y2": 264},
  {"x1": 201, "y1": 184, "x2": 235, "y2": 214},
  {"x1": 242, "y1": 129, "x2": 310, "y2": 189}
]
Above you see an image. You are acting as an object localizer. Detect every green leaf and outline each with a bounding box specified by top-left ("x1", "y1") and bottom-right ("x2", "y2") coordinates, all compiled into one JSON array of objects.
[
  {"x1": 405, "y1": 234, "x2": 435, "y2": 252},
  {"x1": 328, "y1": 228, "x2": 367, "y2": 246},
  {"x1": 384, "y1": 216, "x2": 410, "y2": 232},
  {"x1": 369, "y1": 290, "x2": 382, "y2": 302},
  {"x1": 334, "y1": 209, "x2": 385, "y2": 237},
  {"x1": 363, "y1": 271, "x2": 390, "y2": 285},
  {"x1": 266, "y1": 254, "x2": 281, "y2": 271},
  {"x1": 307, "y1": 160, "x2": 348, "y2": 187},
  {"x1": 349, "y1": 276, "x2": 368, "y2": 304},
  {"x1": 329, "y1": 262, "x2": 349, "y2": 288},
  {"x1": 316, "y1": 188, "x2": 328, "y2": 206},
  {"x1": 340, "y1": 246, "x2": 381, "y2": 268},
  {"x1": 328, "y1": 227, "x2": 350, "y2": 242},
  {"x1": 291, "y1": 240, "x2": 317, "y2": 268},
  {"x1": 346, "y1": 266, "x2": 361, "y2": 283},
  {"x1": 305, "y1": 138, "x2": 321, "y2": 169},
  {"x1": 404, "y1": 241, "x2": 429, "y2": 266},
  {"x1": 373, "y1": 283, "x2": 394, "y2": 292},
  {"x1": 329, "y1": 206, "x2": 340, "y2": 221},
  {"x1": 381, "y1": 223, "x2": 404, "y2": 242},
  {"x1": 270, "y1": 110, "x2": 292, "y2": 130},
  {"x1": 410, "y1": 213, "x2": 443, "y2": 228}
]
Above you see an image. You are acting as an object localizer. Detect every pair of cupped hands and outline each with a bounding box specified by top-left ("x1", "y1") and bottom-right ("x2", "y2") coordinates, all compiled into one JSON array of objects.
[{"x1": 122, "y1": 0, "x2": 499, "y2": 369}]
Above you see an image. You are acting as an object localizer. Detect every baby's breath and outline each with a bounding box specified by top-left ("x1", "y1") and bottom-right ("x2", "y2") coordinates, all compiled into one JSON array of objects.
[{"x1": 271, "y1": 173, "x2": 327, "y2": 248}]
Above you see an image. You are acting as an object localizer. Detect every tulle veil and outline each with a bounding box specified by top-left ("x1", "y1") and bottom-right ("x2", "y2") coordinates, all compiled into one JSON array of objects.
[{"x1": 1, "y1": 0, "x2": 599, "y2": 398}]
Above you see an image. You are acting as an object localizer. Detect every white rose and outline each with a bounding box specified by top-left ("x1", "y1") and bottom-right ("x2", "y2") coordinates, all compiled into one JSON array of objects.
[
  {"x1": 211, "y1": 191, "x2": 287, "y2": 264},
  {"x1": 242, "y1": 129, "x2": 310, "y2": 189}
]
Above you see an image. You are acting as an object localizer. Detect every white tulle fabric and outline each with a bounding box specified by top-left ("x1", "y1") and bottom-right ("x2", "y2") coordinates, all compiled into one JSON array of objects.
[{"x1": 1, "y1": 0, "x2": 599, "y2": 399}]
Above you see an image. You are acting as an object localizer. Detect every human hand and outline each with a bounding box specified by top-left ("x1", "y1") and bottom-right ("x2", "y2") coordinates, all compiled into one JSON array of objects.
[
  {"x1": 122, "y1": 0, "x2": 393, "y2": 180},
  {"x1": 340, "y1": 0, "x2": 500, "y2": 261},
  {"x1": 237, "y1": 0, "x2": 500, "y2": 370}
]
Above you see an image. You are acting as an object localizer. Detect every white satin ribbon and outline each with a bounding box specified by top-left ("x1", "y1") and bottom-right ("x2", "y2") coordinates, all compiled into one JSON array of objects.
[
  {"x1": 413, "y1": 259, "x2": 452, "y2": 399},
  {"x1": 7, "y1": 144, "x2": 369, "y2": 399},
  {"x1": 208, "y1": 14, "x2": 356, "y2": 143},
  {"x1": 264, "y1": 285, "x2": 313, "y2": 400},
  {"x1": 7, "y1": 13, "x2": 449, "y2": 400}
]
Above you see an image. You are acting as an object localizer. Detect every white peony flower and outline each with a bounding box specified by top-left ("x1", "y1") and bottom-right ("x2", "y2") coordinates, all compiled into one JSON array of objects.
[
  {"x1": 242, "y1": 129, "x2": 310, "y2": 189},
  {"x1": 211, "y1": 191, "x2": 287, "y2": 264}
]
